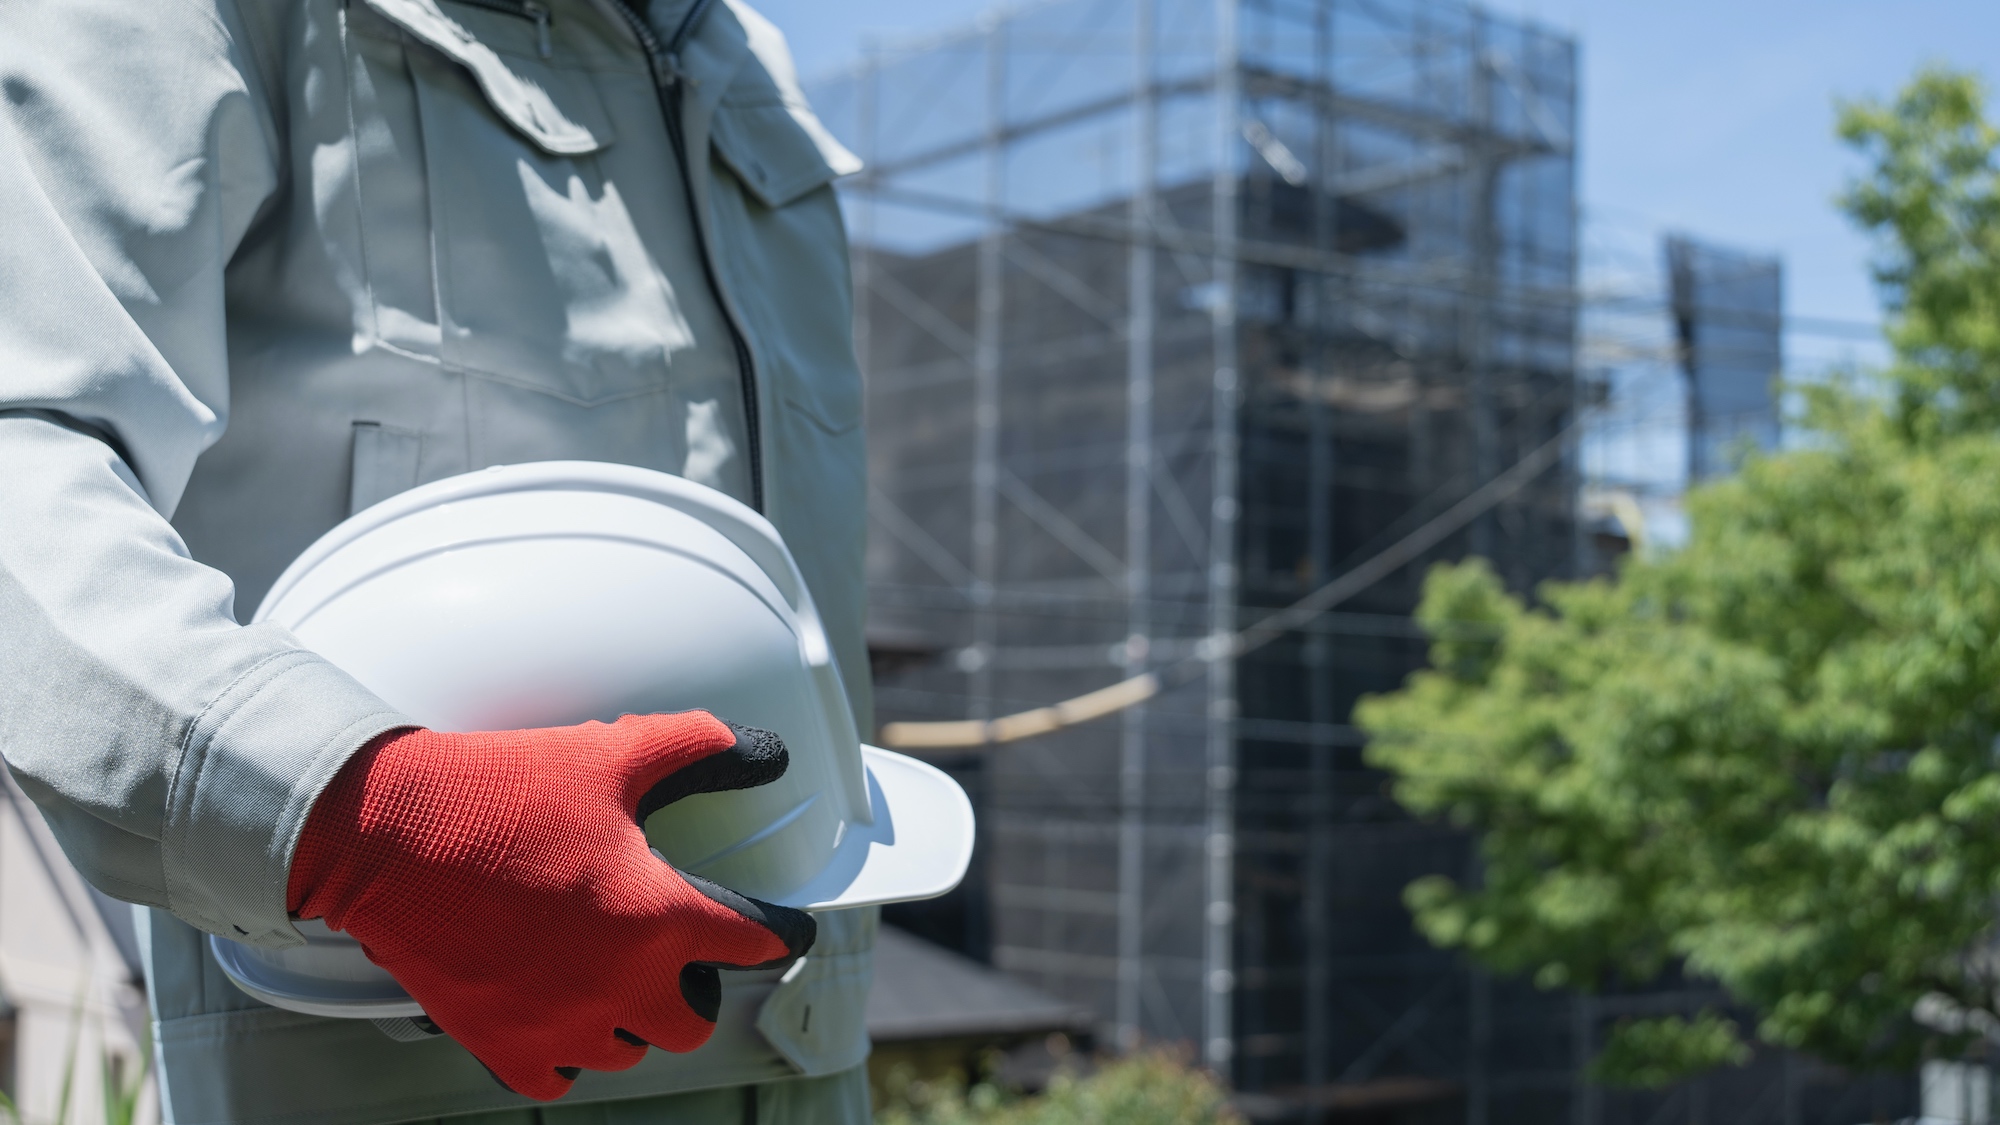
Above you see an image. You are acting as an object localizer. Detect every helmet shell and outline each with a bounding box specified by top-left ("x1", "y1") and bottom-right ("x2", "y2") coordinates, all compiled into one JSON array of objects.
[
  {"x1": 212, "y1": 463, "x2": 973, "y2": 1020},
  {"x1": 255, "y1": 462, "x2": 873, "y2": 899}
]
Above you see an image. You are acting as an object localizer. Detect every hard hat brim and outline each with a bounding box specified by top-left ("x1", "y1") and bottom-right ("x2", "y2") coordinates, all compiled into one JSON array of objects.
[
  {"x1": 210, "y1": 921, "x2": 426, "y2": 1019},
  {"x1": 772, "y1": 745, "x2": 975, "y2": 911}
]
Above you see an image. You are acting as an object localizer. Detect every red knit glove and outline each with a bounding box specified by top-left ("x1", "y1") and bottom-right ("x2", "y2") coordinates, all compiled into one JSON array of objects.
[{"x1": 287, "y1": 712, "x2": 815, "y2": 1101}]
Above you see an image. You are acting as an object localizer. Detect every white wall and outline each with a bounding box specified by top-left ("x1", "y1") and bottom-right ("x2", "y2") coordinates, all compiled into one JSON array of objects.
[
  {"x1": 1922, "y1": 1060, "x2": 1993, "y2": 1125},
  {"x1": 0, "y1": 771, "x2": 155, "y2": 1125}
]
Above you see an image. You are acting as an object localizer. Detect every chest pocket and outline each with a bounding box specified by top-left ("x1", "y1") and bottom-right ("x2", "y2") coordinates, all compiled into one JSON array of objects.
[
  {"x1": 710, "y1": 99, "x2": 854, "y2": 213},
  {"x1": 364, "y1": 0, "x2": 703, "y2": 408}
]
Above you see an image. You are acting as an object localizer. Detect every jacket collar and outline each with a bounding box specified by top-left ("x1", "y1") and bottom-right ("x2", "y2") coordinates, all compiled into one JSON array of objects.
[{"x1": 590, "y1": 0, "x2": 752, "y2": 117}]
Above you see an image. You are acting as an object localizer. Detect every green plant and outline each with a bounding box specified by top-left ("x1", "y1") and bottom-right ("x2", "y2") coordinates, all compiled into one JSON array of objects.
[
  {"x1": 100, "y1": 1024, "x2": 149, "y2": 1125},
  {"x1": 875, "y1": 1048, "x2": 1243, "y2": 1125},
  {"x1": 0, "y1": 998, "x2": 151, "y2": 1125},
  {"x1": 54, "y1": 998, "x2": 83, "y2": 1125}
]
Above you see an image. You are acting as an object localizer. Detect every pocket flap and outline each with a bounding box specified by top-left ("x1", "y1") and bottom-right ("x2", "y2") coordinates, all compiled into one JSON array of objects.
[
  {"x1": 364, "y1": 0, "x2": 609, "y2": 155},
  {"x1": 711, "y1": 100, "x2": 861, "y2": 209}
]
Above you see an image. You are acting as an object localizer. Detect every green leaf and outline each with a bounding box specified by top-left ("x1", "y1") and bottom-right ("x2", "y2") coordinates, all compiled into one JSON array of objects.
[{"x1": 1592, "y1": 1013, "x2": 1752, "y2": 1088}]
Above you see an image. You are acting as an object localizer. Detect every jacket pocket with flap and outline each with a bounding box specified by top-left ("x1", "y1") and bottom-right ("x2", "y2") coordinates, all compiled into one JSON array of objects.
[{"x1": 362, "y1": 0, "x2": 717, "y2": 409}]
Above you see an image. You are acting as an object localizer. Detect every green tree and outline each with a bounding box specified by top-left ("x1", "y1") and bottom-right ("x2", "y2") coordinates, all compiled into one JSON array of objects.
[{"x1": 1355, "y1": 66, "x2": 2000, "y2": 1085}]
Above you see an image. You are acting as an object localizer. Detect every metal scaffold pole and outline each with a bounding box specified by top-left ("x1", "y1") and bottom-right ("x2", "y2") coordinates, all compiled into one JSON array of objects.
[
  {"x1": 1204, "y1": 0, "x2": 1241, "y2": 1080},
  {"x1": 970, "y1": 16, "x2": 1006, "y2": 720},
  {"x1": 1572, "y1": 993, "x2": 1599, "y2": 1125},
  {"x1": 1465, "y1": 11, "x2": 1500, "y2": 562},
  {"x1": 1466, "y1": 26, "x2": 1499, "y2": 1120},
  {"x1": 1117, "y1": 0, "x2": 1158, "y2": 1055},
  {"x1": 1302, "y1": 1, "x2": 1336, "y2": 1115}
]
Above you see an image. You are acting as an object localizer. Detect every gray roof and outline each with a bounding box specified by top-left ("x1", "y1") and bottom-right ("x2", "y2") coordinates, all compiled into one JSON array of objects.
[{"x1": 866, "y1": 927, "x2": 1095, "y2": 1043}]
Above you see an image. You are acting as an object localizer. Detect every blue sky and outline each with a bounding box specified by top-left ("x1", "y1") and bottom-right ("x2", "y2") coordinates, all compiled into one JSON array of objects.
[{"x1": 757, "y1": 0, "x2": 2000, "y2": 373}]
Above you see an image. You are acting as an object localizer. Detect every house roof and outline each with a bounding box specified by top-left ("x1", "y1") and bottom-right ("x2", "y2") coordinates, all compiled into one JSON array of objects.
[{"x1": 865, "y1": 926, "x2": 1095, "y2": 1043}]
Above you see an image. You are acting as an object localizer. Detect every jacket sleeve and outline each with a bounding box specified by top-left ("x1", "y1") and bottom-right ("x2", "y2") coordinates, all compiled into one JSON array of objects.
[{"x1": 0, "y1": 1, "x2": 411, "y2": 948}]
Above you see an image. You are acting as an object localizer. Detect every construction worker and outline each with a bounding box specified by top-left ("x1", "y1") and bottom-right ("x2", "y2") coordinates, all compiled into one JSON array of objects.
[{"x1": 0, "y1": 0, "x2": 874, "y2": 1122}]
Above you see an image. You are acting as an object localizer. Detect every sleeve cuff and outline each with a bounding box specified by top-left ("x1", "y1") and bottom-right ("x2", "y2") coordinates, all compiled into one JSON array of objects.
[{"x1": 160, "y1": 647, "x2": 412, "y2": 947}]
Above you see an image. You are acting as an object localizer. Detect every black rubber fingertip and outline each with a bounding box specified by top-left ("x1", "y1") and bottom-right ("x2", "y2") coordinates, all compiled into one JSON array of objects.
[
  {"x1": 756, "y1": 901, "x2": 817, "y2": 963},
  {"x1": 636, "y1": 724, "x2": 790, "y2": 822},
  {"x1": 613, "y1": 1028, "x2": 650, "y2": 1048},
  {"x1": 481, "y1": 1062, "x2": 519, "y2": 1094},
  {"x1": 678, "y1": 872, "x2": 818, "y2": 965},
  {"x1": 680, "y1": 963, "x2": 722, "y2": 1022},
  {"x1": 554, "y1": 1066, "x2": 581, "y2": 1081},
  {"x1": 728, "y1": 723, "x2": 787, "y2": 766}
]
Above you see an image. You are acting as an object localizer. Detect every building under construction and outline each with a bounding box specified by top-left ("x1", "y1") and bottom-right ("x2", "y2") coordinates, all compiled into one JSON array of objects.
[{"x1": 807, "y1": 1, "x2": 1914, "y2": 1120}]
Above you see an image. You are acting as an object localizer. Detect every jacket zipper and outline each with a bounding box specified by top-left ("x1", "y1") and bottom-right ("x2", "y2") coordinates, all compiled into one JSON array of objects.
[
  {"x1": 450, "y1": 0, "x2": 554, "y2": 58},
  {"x1": 602, "y1": 0, "x2": 766, "y2": 514}
]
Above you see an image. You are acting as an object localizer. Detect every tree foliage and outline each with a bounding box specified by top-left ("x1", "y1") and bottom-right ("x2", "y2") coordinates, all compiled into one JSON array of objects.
[{"x1": 1356, "y1": 67, "x2": 2000, "y2": 1085}]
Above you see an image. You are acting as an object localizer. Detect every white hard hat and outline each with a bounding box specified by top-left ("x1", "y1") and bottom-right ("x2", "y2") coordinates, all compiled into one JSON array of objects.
[{"x1": 211, "y1": 461, "x2": 973, "y2": 1019}]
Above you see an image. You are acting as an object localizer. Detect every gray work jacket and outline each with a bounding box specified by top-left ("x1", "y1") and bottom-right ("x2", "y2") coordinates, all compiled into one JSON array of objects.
[{"x1": 0, "y1": 1, "x2": 873, "y2": 1122}]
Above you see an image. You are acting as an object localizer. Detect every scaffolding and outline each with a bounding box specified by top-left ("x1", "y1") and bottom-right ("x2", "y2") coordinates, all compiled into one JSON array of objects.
[{"x1": 806, "y1": 1, "x2": 1913, "y2": 1120}]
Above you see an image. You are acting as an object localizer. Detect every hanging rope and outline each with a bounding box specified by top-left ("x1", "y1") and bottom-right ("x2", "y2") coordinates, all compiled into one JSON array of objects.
[{"x1": 878, "y1": 422, "x2": 1579, "y2": 749}]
